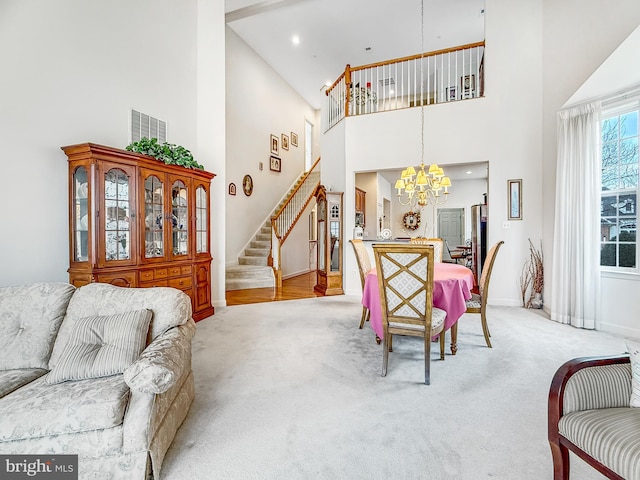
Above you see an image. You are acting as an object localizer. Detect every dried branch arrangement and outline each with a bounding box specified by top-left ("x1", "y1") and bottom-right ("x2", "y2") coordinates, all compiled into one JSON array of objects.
[{"x1": 520, "y1": 239, "x2": 544, "y2": 308}]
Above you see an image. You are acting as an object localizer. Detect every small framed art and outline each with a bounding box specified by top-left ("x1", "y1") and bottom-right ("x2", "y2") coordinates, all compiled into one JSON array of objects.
[
  {"x1": 508, "y1": 179, "x2": 522, "y2": 220},
  {"x1": 291, "y1": 132, "x2": 298, "y2": 147},
  {"x1": 228, "y1": 183, "x2": 236, "y2": 196},
  {"x1": 446, "y1": 86, "x2": 456, "y2": 101},
  {"x1": 282, "y1": 134, "x2": 289, "y2": 151},
  {"x1": 270, "y1": 155, "x2": 281, "y2": 172},
  {"x1": 242, "y1": 175, "x2": 253, "y2": 196},
  {"x1": 270, "y1": 134, "x2": 279, "y2": 155}
]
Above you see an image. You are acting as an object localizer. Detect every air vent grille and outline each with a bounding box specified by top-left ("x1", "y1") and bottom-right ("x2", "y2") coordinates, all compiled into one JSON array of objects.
[
  {"x1": 131, "y1": 109, "x2": 167, "y2": 143},
  {"x1": 379, "y1": 78, "x2": 395, "y2": 87}
]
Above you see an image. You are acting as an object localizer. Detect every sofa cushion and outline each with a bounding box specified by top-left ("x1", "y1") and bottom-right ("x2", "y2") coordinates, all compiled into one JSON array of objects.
[
  {"x1": 50, "y1": 283, "x2": 191, "y2": 369},
  {"x1": 0, "y1": 375, "x2": 130, "y2": 442},
  {"x1": 45, "y1": 309, "x2": 152, "y2": 384},
  {"x1": 559, "y1": 407, "x2": 640, "y2": 479},
  {"x1": 0, "y1": 282, "x2": 75, "y2": 370},
  {"x1": 0, "y1": 369, "x2": 48, "y2": 398}
]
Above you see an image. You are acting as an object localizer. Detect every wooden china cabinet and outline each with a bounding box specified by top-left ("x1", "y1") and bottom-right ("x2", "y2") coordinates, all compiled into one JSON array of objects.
[{"x1": 63, "y1": 142, "x2": 216, "y2": 320}]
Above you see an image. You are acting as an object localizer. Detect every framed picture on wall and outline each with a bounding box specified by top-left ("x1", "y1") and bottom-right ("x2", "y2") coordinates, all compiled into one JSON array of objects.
[
  {"x1": 291, "y1": 132, "x2": 298, "y2": 147},
  {"x1": 270, "y1": 134, "x2": 279, "y2": 155},
  {"x1": 446, "y1": 86, "x2": 456, "y2": 101},
  {"x1": 461, "y1": 74, "x2": 476, "y2": 99},
  {"x1": 270, "y1": 155, "x2": 281, "y2": 172},
  {"x1": 282, "y1": 134, "x2": 289, "y2": 151},
  {"x1": 228, "y1": 183, "x2": 236, "y2": 196},
  {"x1": 508, "y1": 179, "x2": 522, "y2": 220}
]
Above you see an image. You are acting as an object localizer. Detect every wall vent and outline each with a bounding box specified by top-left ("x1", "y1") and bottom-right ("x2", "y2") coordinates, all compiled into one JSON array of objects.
[
  {"x1": 379, "y1": 78, "x2": 395, "y2": 87},
  {"x1": 131, "y1": 109, "x2": 167, "y2": 143}
]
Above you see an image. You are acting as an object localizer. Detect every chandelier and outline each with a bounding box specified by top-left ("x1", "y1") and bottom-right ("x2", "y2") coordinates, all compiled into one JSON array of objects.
[
  {"x1": 395, "y1": 163, "x2": 451, "y2": 207},
  {"x1": 394, "y1": 0, "x2": 452, "y2": 208}
]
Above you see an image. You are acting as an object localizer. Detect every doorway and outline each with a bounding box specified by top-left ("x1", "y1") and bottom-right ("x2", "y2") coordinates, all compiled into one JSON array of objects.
[{"x1": 438, "y1": 208, "x2": 465, "y2": 260}]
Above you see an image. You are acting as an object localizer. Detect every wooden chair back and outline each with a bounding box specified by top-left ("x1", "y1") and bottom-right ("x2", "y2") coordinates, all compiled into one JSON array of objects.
[
  {"x1": 350, "y1": 239, "x2": 372, "y2": 290},
  {"x1": 479, "y1": 240, "x2": 505, "y2": 303}
]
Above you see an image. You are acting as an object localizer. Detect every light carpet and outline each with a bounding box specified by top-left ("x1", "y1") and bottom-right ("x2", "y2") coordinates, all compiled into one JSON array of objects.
[{"x1": 161, "y1": 295, "x2": 621, "y2": 480}]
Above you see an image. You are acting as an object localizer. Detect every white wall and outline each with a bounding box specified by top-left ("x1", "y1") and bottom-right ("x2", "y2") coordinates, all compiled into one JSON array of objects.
[
  {"x1": 333, "y1": 0, "x2": 544, "y2": 301},
  {"x1": 225, "y1": 27, "x2": 317, "y2": 271},
  {"x1": 541, "y1": 0, "x2": 640, "y2": 336},
  {"x1": 0, "y1": 0, "x2": 217, "y2": 288}
]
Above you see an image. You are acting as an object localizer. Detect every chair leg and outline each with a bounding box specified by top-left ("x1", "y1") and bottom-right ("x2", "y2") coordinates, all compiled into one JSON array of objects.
[
  {"x1": 450, "y1": 322, "x2": 458, "y2": 355},
  {"x1": 550, "y1": 441, "x2": 570, "y2": 480},
  {"x1": 424, "y1": 333, "x2": 431, "y2": 385},
  {"x1": 480, "y1": 309, "x2": 492, "y2": 348},
  {"x1": 359, "y1": 306, "x2": 368, "y2": 329},
  {"x1": 388, "y1": 334, "x2": 393, "y2": 352},
  {"x1": 382, "y1": 336, "x2": 389, "y2": 377},
  {"x1": 439, "y1": 332, "x2": 445, "y2": 360}
]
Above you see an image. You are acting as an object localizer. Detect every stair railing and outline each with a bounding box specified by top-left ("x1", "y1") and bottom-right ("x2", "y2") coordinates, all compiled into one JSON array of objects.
[
  {"x1": 271, "y1": 157, "x2": 321, "y2": 286},
  {"x1": 323, "y1": 41, "x2": 485, "y2": 132}
]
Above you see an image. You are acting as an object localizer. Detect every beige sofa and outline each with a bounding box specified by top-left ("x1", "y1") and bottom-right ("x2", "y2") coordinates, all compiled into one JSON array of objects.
[{"x1": 0, "y1": 282, "x2": 196, "y2": 479}]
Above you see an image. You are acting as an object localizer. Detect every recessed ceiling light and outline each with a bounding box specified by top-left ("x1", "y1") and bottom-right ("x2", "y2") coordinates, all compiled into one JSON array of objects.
[
  {"x1": 292, "y1": 35, "x2": 300, "y2": 45},
  {"x1": 325, "y1": 80, "x2": 332, "y2": 87},
  {"x1": 389, "y1": 89, "x2": 394, "y2": 95},
  {"x1": 466, "y1": 170, "x2": 472, "y2": 175}
]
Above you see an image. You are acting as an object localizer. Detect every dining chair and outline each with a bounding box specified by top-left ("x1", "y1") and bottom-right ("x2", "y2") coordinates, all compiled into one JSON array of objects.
[
  {"x1": 372, "y1": 243, "x2": 446, "y2": 385},
  {"x1": 349, "y1": 239, "x2": 372, "y2": 329},
  {"x1": 444, "y1": 239, "x2": 466, "y2": 264},
  {"x1": 456, "y1": 240, "x2": 504, "y2": 348},
  {"x1": 409, "y1": 237, "x2": 444, "y2": 263}
]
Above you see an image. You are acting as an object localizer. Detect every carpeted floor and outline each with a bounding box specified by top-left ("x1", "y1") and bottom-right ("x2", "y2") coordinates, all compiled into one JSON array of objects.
[{"x1": 161, "y1": 295, "x2": 618, "y2": 480}]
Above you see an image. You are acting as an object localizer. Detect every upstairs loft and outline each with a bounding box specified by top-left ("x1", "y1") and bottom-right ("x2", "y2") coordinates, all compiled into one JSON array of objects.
[{"x1": 322, "y1": 41, "x2": 485, "y2": 132}]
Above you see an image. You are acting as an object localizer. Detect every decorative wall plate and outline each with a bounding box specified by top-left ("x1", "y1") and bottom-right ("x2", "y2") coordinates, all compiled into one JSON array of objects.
[{"x1": 380, "y1": 228, "x2": 392, "y2": 240}]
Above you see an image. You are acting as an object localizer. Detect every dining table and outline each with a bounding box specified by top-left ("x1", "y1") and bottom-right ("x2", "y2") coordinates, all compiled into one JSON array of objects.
[{"x1": 362, "y1": 262, "x2": 474, "y2": 354}]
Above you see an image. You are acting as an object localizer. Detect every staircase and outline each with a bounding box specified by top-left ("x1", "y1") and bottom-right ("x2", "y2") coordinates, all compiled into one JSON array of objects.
[
  {"x1": 225, "y1": 221, "x2": 274, "y2": 291},
  {"x1": 225, "y1": 162, "x2": 320, "y2": 292}
]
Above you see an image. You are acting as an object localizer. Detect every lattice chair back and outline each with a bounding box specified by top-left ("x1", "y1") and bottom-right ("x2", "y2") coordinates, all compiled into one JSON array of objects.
[
  {"x1": 410, "y1": 237, "x2": 444, "y2": 262},
  {"x1": 372, "y1": 243, "x2": 446, "y2": 384}
]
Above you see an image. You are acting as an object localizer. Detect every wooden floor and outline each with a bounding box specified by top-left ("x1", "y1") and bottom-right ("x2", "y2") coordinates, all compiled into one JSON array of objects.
[{"x1": 226, "y1": 272, "x2": 323, "y2": 306}]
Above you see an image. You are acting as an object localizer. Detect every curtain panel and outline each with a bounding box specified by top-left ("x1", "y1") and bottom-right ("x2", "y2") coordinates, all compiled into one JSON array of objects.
[{"x1": 550, "y1": 102, "x2": 602, "y2": 329}]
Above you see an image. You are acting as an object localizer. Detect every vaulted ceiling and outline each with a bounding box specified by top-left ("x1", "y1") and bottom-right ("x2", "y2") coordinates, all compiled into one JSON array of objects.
[{"x1": 225, "y1": 0, "x2": 486, "y2": 110}]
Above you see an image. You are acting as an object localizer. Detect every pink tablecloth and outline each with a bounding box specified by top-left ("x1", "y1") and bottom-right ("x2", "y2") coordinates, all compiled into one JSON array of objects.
[{"x1": 362, "y1": 262, "x2": 474, "y2": 339}]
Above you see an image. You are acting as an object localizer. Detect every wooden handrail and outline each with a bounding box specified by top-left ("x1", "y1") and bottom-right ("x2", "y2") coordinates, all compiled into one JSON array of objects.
[{"x1": 326, "y1": 41, "x2": 485, "y2": 96}]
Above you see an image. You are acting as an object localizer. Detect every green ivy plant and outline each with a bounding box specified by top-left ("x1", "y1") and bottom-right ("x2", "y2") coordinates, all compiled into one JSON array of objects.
[{"x1": 125, "y1": 137, "x2": 204, "y2": 170}]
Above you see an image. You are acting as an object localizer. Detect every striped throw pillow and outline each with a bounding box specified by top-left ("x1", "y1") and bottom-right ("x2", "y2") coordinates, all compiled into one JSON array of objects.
[
  {"x1": 627, "y1": 339, "x2": 640, "y2": 407},
  {"x1": 45, "y1": 309, "x2": 152, "y2": 384}
]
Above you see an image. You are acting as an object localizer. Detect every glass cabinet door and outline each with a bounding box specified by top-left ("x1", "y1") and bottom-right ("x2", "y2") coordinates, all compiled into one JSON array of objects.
[
  {"x1": 317, "y1": 198, "x2": 326, "y2": 272},
  {"x1": 144, "y1": 175, "x2": 164, "y2": 259},
  {"x1": 171, "y1": 180, "x2": 189, "y2": 257},
  {"x1": 330, "y1": 203, "x2": 341, "y2": 272},
  {"x1": 104, "y1": 168, "x2": 132, "y2": 262},
  {"x1": 72, "y1": 166, "x2": 89, "y2": 262},
  {"x1": 195, "y1": 185, "x2": 208, "y2": 254}
]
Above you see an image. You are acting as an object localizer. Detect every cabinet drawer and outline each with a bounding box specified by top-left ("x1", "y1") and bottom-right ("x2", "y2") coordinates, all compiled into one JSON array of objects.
[
  {"x1": 181, "y1": 265, "x2": 192, "y2": 276},
  {"x1": 139, "y1": 270, "x2": 155, "y2": 282},
  {"x1": 154, "y1": 268, "x2": 168, "y2": 279},
  {"x1": 168, "y1": 266, "x2": 183, "y2": 277},
  {"x1": 140, "y1": 279, "x2": 168, "y2": 288},
  {"x1": 168, "y1": 276, "x2": 192, "y2": 289}
]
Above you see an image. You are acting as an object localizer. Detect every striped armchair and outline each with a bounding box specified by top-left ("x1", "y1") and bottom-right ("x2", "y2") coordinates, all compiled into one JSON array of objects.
[{"x1": 548, "y1": 354, "x2": 639, "y2": 480}]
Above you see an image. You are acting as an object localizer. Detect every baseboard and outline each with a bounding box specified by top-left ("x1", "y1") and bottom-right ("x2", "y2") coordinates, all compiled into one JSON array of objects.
[
  {"x1": 282, "y1": 269, "x2": 311, "y2": 280},
  {"x1": 597, "y1": 321, "x2": 640, "y2": 339}
]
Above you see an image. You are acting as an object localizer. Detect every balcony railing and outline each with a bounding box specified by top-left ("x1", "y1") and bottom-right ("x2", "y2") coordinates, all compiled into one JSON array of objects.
[{"x1": 323, "y1": 41, "x2": 484, "y2": 132}]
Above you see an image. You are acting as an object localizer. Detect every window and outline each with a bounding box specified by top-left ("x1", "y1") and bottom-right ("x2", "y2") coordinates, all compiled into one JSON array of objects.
[{"x1": 601, "y1": 102, "x2": 639, "y2": 270}]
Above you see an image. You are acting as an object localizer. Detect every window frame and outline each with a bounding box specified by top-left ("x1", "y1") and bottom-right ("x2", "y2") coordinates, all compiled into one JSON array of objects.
[{"x1": 600, "y1": 98, "x2": 640, "y2": 274}]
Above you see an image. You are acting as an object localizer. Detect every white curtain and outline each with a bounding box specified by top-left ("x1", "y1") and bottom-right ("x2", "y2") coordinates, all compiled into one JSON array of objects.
[{"x1": 550, "y1": 102, "x2": 602, "y2": 329}]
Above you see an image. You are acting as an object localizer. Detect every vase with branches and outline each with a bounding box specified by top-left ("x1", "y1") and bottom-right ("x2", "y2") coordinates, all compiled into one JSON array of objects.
[{"x1": 520, "y1": 239, "x2": 543, "y2": 308}]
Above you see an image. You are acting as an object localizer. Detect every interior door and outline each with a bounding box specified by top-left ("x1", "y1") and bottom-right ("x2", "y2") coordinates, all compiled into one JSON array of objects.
[{"x1": 438, "y1": 208, "x2": 465, "y2": 260}]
